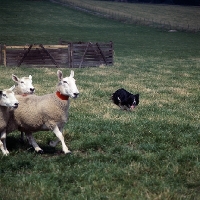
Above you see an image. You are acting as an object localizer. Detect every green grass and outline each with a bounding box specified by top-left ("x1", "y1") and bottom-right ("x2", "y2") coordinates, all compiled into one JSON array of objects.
[
  {"x1": 0, "y1": 0, "x2": 200, "y2": 199},
  {"x1": 58, "y1": 0, "x2": 200, "y2": 31}
]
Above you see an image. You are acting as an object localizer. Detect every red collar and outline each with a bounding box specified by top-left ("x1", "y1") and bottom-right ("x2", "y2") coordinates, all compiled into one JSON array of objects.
[
  {"x1": 22, "y1": 94, "x2": 28, "y2": 97},
  {"x1": 56, "y1": 91, "x2": 69, "y2": 100}
]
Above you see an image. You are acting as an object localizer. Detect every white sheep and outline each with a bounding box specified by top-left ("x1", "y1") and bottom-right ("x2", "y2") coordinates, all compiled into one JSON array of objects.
[
  {"x1": 12, "y1": 74, "x2": 35, "y2": 142},
  {"x1": 0, "y1": 86, "x2": 19, "y2": 155},
  {"x1": 12, "y1": 74, "x2": 35, "y2": 95},
  {"x1": 7, "y1": 70, "x2": 79, "y2": 154}
]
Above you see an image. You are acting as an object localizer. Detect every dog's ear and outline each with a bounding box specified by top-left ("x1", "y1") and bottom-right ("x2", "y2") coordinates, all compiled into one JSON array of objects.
[
  {"x1": 135, "y1": 94, "x2": 139, "y2": 105},
  {"x1": 117, "y1": 97, "x2": 121, "y2": 102}
]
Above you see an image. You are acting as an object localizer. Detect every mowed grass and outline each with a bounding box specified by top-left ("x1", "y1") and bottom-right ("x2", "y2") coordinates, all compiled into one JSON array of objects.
[
  {"x1": 58, "y1": 0, "x2": 200, "y2": 31},
  {"x1": 0, "y1": 0, "x2": 200, "y2": 199}
]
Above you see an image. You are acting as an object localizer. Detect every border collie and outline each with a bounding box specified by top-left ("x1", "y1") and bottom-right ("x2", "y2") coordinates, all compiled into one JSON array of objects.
[{"x1": 111, "y1": 88, "x2": 139, "y2": 110}]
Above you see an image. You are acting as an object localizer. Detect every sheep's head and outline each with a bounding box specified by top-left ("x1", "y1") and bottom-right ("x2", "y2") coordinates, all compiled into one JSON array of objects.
[
  {"x1": 57, "y1": 70, "x2": 79, "y2": 98},
  {"x1": 0, "y1": 85, "x2": 19, "y2": 108},
  {"x1": 12, "y1": 74, "x2": 35, "y2": 94}
]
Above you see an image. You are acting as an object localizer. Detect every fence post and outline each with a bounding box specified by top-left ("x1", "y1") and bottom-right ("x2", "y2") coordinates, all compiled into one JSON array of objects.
[
  {"x1": 0, "y1": 44, "x2": 2, "y2": 65},
  {"x1": 111, "y1": 41, "x2": 114, "y2": 66},
  {"x1": 3, "y1": 45, "x2": 6, "y2": 67},
  {"x1": 70, "y1": 42, "x2": 74, "y2": 68}
]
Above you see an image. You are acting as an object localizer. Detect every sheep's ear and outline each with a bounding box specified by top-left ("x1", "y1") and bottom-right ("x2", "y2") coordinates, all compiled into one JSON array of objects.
[
  {"x1": 12, "y1": 74, "x2": 19, "y2": 82},
  {"x1": 29, "y1": 75, "x2": 32, "y2": 80},
  {"x1": 9, "y1": 85, "x2": 15, "y2": 91},
  {"x1": 70, "y1": 70, "x2": 74, "y2": 78},
  {"x1": 57, "y1": 70, "x2": 63, "y2": 81}
]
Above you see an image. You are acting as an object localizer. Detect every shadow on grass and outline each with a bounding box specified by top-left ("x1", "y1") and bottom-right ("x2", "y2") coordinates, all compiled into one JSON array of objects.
[
  {"x1": 187, "y1": 182, "x2": 200, "y2": 189},
  {"x1": 6, "y1": 135, "x2": 64, "y2": 156},
  {"x1": 187, "y1": 182, "x2": 200, "y2": 198}
]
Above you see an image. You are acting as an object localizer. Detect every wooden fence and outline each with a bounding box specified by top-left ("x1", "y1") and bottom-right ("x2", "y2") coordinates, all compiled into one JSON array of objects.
[
  {"x1": 67, "y1": 42, "x2": 113, "y2": 68},
  {"x1": 0, "y1": 41, "x2": 113, "y2": 68}
]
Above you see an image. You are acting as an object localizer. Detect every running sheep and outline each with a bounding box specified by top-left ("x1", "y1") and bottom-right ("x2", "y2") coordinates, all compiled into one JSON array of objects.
[
  {"x1": 12, "y1": 74, "x2": 35, "y2": 142},
  {"x1": 12, "y1": 74, "x2": 35, "y2": 95},
  {"x1": 0, "y1": 86, "x2": 19, "y2": 155},
  {"x1": 7, "y1": 70, "x2": 79, "y2": 154}
]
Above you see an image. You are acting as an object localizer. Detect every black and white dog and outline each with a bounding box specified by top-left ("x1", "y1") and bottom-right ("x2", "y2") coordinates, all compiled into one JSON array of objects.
[{"x1": 111, "y1": 88, "x2": 139, "y2": 110}]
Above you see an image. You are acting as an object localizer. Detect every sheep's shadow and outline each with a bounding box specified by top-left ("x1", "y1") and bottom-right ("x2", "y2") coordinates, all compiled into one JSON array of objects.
[{"x1": 6, "y1": 135, "x2": 61, "y2": 155}]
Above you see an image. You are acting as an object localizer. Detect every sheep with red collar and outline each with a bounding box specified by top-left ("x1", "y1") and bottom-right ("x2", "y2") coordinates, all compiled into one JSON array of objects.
[{"x1": 7, "y1": 70, "x2": 79, "y2": 154}]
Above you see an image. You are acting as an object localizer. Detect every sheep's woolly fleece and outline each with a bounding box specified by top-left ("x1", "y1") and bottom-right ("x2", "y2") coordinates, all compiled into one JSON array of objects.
[
  {"x1": 10, "y1": 93, "x2": 69, "y2": 132},
  {"x1": 0, "y1": 86, "x2": 19, "y2": 155},
  {"x1": 6, "y1": 70, "x2": 79, "y2": 154}
]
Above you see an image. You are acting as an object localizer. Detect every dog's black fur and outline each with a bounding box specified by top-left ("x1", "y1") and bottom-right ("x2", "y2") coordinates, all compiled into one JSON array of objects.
[{"x1": 111, "y1": 88, "x2": 139, "y2": 110}]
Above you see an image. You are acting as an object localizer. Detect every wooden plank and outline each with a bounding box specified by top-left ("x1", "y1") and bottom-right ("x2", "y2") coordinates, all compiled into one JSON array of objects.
[
  {"x1": 0, "y1": 44, "x2": 2, "y2": 65},
  {"x1": 3, "y1": 48, "x2": 6, "y2": 67},
  {"x1": 6, "y1": 45, "x2": 30, "y2": 49},
  {"x1": 78, "y1": 42, "x2": 91, "y2": 68},
  {"x1": 17, "y1": 44, "x2": 33, "y2": 67},
  {"x1": 39, "y1": 44, "x2": 58, "y2": 68},
  {"x1": 70, "y1": 43, "x2": 73, "y2": 68},
  {"x1": 3, "y1": 42, "x2": 113, "y2": 68},
  {"x1": 6, "y1": 45, "x2": 68, "y2": 49}
]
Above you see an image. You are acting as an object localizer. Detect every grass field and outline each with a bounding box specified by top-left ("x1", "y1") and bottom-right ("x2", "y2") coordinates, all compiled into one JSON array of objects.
[
  {"x1": 57, "y1": 0, "x2": 200, "y2": 31},
  {"x1": 0, "y1": 0, "x2": 200, "y2": 199}
]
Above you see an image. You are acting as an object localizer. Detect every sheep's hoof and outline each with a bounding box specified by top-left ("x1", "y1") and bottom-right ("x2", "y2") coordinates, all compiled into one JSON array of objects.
[
  {"x1": 48, "y1": 140, "x2": 57, "y2": 147},
  {"x1": 19, "y1": 138, "x2": 26, "y2": 144},
  {"x1": 65, "y1": 151, "x2": 72, "y2": 155},
  {"x1": 37, "y1": 150, "x2": 44, "y2": 154}
]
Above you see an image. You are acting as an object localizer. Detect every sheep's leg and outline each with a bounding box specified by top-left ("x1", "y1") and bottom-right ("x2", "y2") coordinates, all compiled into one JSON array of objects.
[
  {"x1": 20, "y1": 131, "x2": 26, "y2": 142},
  {"x1": 0, "y1": 140, "x2": 7, "y2": 155},
  {"x1": 0, "y1": 132, "x2": 9, "y2": 156},
  {"x1": 49, "y1": 126, "x2": 64, "y2": 147},
  {"x1": 26, "y1": 133, "x2": 43, "y2": 154},
  {"x1": 0, "y1": 140, "x2": 9, "y2": 155},
  {"x1": 49, "y1": 139, "x2": 60, "y2": 147},
  {"x1": 53, "y1": 126, "x2": 71, "y2": 154}
]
